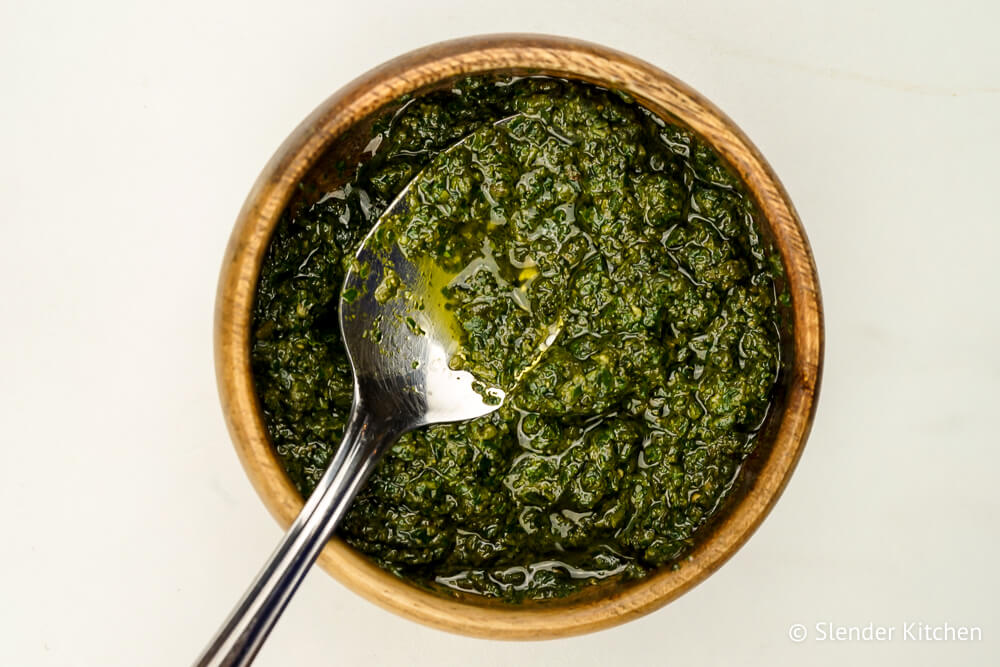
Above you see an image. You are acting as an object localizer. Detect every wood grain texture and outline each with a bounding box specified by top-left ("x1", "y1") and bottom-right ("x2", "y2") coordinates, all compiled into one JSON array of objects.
[{"x1": 215, "y1": 34, "x2": 824, "y2": 640}]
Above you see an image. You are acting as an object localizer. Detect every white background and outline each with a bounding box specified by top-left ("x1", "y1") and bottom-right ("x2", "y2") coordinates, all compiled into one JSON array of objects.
[{"x1": 2, "y1": 1, "x2": 998, "y2": 665}]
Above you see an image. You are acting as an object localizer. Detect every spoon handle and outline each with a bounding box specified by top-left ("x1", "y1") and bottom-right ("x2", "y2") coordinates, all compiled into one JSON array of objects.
[{"x1": 196, "y1": 407, "x2": 393, "y2": 667}]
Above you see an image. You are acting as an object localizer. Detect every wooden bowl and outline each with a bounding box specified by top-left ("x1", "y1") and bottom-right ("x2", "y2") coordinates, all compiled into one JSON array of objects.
[{"x1": 215, "y1": 34, "x2": 823, "y2": 639}]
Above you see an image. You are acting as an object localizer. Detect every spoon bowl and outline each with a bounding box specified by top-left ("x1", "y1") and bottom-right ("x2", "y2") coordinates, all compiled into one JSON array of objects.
[{"x1": 339, "y1": 121, "x2": 514, "y2": 427}]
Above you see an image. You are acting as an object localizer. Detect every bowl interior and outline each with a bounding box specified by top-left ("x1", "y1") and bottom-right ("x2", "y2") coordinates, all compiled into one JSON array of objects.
[{"x1": 279, "y1": 71, "x2": 796, "y2": 602}]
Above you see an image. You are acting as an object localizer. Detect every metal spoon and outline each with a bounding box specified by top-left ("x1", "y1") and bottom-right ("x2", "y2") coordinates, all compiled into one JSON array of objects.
[{"x1": 196, "y1": 121, "x2": 513, "y2": 666}]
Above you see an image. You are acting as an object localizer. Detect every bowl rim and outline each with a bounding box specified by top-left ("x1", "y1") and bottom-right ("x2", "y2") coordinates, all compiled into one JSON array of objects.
[{"x1": 215, "y1": 33, "x2": 823, "y2": 640}]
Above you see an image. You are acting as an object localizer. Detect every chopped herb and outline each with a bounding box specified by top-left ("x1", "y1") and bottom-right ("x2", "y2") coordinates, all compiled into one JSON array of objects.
[{"x1": 251, "y1": 76, "x2": 782, "y2": 602}]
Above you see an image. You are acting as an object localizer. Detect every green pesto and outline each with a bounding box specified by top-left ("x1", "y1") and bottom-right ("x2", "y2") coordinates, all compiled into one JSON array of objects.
[{"x1": 251, "y1": 76, "x2": 781, "y2": 601}]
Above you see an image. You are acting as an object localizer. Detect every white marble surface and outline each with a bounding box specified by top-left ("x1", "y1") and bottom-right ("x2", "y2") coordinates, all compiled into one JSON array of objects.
[{"x1": 1, "y1": 1, "x2": 998, "y2": 665}]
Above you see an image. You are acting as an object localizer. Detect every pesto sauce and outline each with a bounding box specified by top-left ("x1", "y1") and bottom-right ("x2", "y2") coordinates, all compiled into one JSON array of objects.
[{"x1": 251, "y1": 76, "x2": 781, "y2": 601}]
